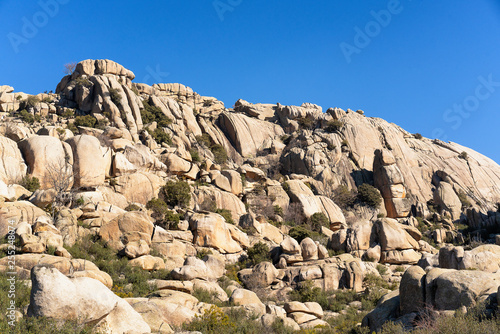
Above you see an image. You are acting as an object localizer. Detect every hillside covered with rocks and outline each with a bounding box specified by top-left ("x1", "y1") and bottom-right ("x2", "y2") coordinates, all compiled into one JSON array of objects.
[{"x1": 1, "y1": 59, "x2": 500, "y2": 333}]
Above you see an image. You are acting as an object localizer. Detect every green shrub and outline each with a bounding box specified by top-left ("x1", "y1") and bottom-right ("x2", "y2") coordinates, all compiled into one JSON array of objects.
[
  {"x1": 140, "y1": 100, "x2": 172, "y2": 126},
  {"x1": 24, "y1": 95, "x2": 41, "y2": 108},
  {"x1": 192, "y1": 288, "x2": 220, "y2": 304},
  {"x1": 74, "y1": 76, "x2": 92, "y2": 88},
  {"x1": 190, "y1": 148, "x2": 201, "y2": 162},
  {"x1": 125, "y1": 204, "x2": 141, "y2": 211},
  {"x1": 377, "y1": 264, "x2": 388, "y2": 275},
  {"x1": 196, "y1": 133, "x2": 212, "y2": 147},
  {"x1": 215, "y1": 208, "x2": 234, "y2": 225},
  {"x1": 18, "y1": 109, "x2": 35, "y2": 124},
  {"x1": 246, "y1": 242, "x2": 270, "y2": 265},
  {"x1": 210, "y1": 144, "x2": 228, "y2": 164},
  {"x1": 148, "y1": 128, "x2": 172, "y2": 145},
  {"x1": 74, "y1": 115, "x2": 96, "y2": 128},
  {"x1": 457, "y1": 190, "x2": 471, "y2": 209},
  {"x1": 357, "y1": 183, "x2": 382, "y2": 208},
  {"x1": 196, "y1": 248, "x2": 213, "y2": 260},
  {"x1": 161, "y1": 180, "x2": 191, "y2": 208},
  {"x1": 297, "y1": 117, "x2": 314, "y2": 130},
  {"x1": 341, "y1": 139, "x2": 349, "y2": 147},
  {"x1": 273, "y1": 205, "x2": 284, "y2": 217},
  {"x1": 60, "y1": 108, "x2": 75, "y2": 118},
  {"x1": 74, "y1": 197, "x2": 85, "y2": 207},
  {"x1": 289, "y1": 225, "x2": 312, "y2": 243},
  {"x1": 146, "y1": 198, "x2": 180, "y2": 229},
  {"x1": 413, "y1": 133, "x2": 423, "y2": 139},
  {"x1": 282, "y1": 182, "x2": 290, "y2": 193},
  {"x1": 183, "y1": 305, "x2": 236, "y2": 333},
  {"x1": 108, "y1": 87, "x2": 122, "y2": 106},
  {"x1": 459, "y1": 151, "x2": 468, "y2": 160},
  {"x1": 325, "y1": 119, "x2": 344, "y2": 133},
  {"x1": 333, "y1": 185, "x2": 357, "y2": 210},
  {"x1": 64, "y1": 235, "x2": 168, "y2": 297},
  {"x1": 309, "y1": 212, "x2": 329, "y2": 231},
  {"x1": 20, "y1": 175, "x2": 40, "y2": 192}
]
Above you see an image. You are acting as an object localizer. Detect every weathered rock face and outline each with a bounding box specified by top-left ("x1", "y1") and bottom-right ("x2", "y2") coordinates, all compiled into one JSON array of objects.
[
  {"x1": 66, "y1": 135, "x2": 107, "y2": 187},
  {"x1": 99, "y1": 211, "x2": 155, "y2": 250},
  {"x1": 374, "y1": 149, "x2": 411, "y2": 218},
  {"x1": 18, "y1": 135, "x2": 73, "y2": 190},
  {"x1": 28, "y1": 265, "x2": 150, "y2": 333},
  {"x1": 189, "y1": 212, "x2": 246, "y2": 254},
  {"x1": 219, "y1": 112, "x2": 284, "y2": 157},
  {"x1": 433, "y1": 181, "x2": 462, "y2": 221},
  {"x1": 0, "y1": 136, "x2": 27, "y2": 184}
]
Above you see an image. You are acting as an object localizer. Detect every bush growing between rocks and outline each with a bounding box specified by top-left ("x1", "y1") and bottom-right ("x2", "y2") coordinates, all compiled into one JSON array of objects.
[
  {"x1": 215, "y1": 208, "x2": 234, "y2": 225},
  {"x1": 147, "y1": 128, "x2": 172, "y2": 146},
  {"x1": 309, "y1": 212, "x2": 329, "y2": 231},
  {"x1": 18, "y1": 109, "x2": 35, "y2": 124},
  {"x1": 325, "y1": 119, "x2": 344, "y2": 133},
  {"x1": 20, "y1": 175, "x2": 40, "y2": 192},
  {"x1": 246, "y1": 242, "x2": 271, "y2": 266},
  {"x1": 140, "y1": 100, "x2": 172, "y2": 126},
  {"x1": 357, "y1": 183, "x2": 382, "y2": 208},
  {"x1": 196, "y1": 133, "x2": 212, "y2": 147},
  {"x1": 108, "y1": 87, "x2": 122, "y2": 106},
  {"x1": 146, "y1": 197, "x2": 180, "y2": 229},
  {"x1": 23, "y1": 95, "x2": 41, "y2": 108},
  {"x1": 210, "y1": 144, "x2": 228, "y2": 165},
  {"x1": 65, "y1": 235, "x2": 169, "y2": 297},
  {"x1": 190, "y1": 148, "x2": 201, "y2": 162},
  {"x1": 457, "y1": 190, "x2": 472, "y2": 209},
  {"x1": 160, "y1": 180, "x2": 191, "y2": 208},
  {"x1": 74, "y1": 115, "x2": 96, "y2": 128},
  {"x1": 124, "y1": 203, "x2": 141, "y2": 211},
  {"x1": 333, "y1": 185, "x2": 357, "y2": 210},
  {"x1": 297, "y1": 116, "x2": 314, "y2": 130}
]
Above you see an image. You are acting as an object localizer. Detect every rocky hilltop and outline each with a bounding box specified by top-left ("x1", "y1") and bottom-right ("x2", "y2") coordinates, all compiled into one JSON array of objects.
[{"x1": 1, "y1": 59, "x2": 500, "y2": 333}]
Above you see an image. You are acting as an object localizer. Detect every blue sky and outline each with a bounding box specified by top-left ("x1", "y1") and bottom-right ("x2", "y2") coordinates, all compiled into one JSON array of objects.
[{"x1": 1, "y1": 0, "x2": 499, "y2": 163}]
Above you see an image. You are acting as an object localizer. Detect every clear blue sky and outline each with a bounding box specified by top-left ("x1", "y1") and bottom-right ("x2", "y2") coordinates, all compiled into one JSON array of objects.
[{"x1": 1, "y1": 0, "x2": 499, "y2": 163}]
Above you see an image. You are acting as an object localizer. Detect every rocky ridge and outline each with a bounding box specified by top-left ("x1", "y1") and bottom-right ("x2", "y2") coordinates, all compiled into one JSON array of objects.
[{"x1": 1, "y1": 59, "x2": 500, "y2": 333}]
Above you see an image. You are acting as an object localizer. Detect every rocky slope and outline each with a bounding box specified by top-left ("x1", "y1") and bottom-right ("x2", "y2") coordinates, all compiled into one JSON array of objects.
[{"x1": 1, "y1": 59, "x2": 500, "y2": 333}]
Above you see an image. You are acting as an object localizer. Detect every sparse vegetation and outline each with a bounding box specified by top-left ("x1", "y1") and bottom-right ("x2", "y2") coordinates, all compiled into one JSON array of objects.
[
  {"x1": 160, "y1": 180, "x2": 191, "y2": 208},
  {"x1": 413, "y1": 133, "x2": 423, "y2": 140},
  {"x1": 457, "y1": 189, "x2": 471, "y2": 209},
  {"x1": 334, "y1": 185, "x2": 357, "y2": 210},
  {"x1": 357, "y1": 183, "x2": 382, "y2": 208},
  {"x1": 65, "y1": 235, "x2": 169, "y2": 297},
  {"x1": 196, "y1": 133, "x2": 212, "y2": 147},
  {"x1": 246, "y1": 241, "x2": 271, "y2": 265},
  {"x1": 190, "y1": 148, "x2": 201, "y2": 162},
  {"x1": 309, "y1": 212, "x2": 329, "y2": 231},
  {"x1": 215, "y1": 208, "x2": 234, "y2": 225},
  {"x1": 20, "y1": 175, "x2": 40, "y2": 192},
  {"x1": 140, "y1": 100, "x2": 172, "y2": 126},
  {"x1": 125, "y1": 203, "x2": 141, "y2": 211},
  {"x1": 459, "y1": 151, "x2": 468, "y2": 160},
  {"x1": 146, "y1": 197, "x2": 180, "y2": 229},
  {"x1": 108, "y1": 87, "x2": 122, "y2": 106},
  {"x1": 74, "y1": 115, "x2": 97, "y2": 128},
  {"x1": 325, "y1": 119, "x2": 344, "y2": 133},
  {"x1": 18, "y1": 109, "x2": 35, "y2": 124},
  {"x1": 210, "y1": 144, "x2": 228, "y2": 165},
  {"x1": 297, "y1": 116, "x2": 314, "y2": 130}
]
